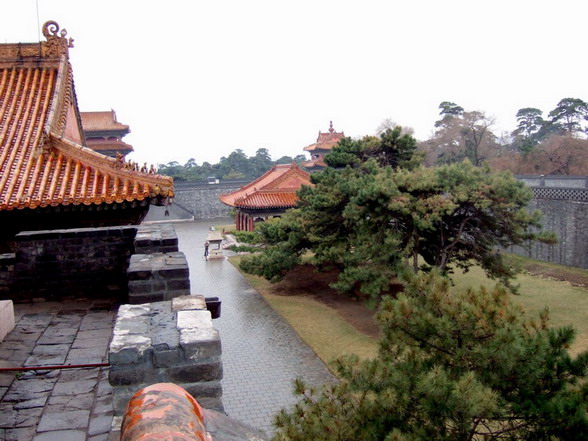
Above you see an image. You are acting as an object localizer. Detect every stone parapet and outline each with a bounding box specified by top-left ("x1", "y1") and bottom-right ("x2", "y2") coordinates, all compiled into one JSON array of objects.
[
  {"x1": 0, "y1": 300, "x2": 15, "y2": 341},
  {"x1": 0, "y1": 253, "x2": 15, "y2": 297},
  {"x1": 11, "y1": 226, "x2": 137, "y2": 301},
  {"x1": 134, "y1": 223, "x2": 179, "y2": 254},
  {"x1": 127, "y1": 252, "x2": 191, "y2": 304},
  {"x1": 109, "y1": 296, "x2": 223, "y2": 416}
]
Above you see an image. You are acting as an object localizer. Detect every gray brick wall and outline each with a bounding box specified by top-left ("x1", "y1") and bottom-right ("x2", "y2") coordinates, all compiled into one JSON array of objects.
[
  {"x1": 0, "y1": 253, "x2": 15, "y2": 298},
  {"x1": 171, "y1": 182, "x2": 244, "y2": 220},
  {"x1": 509, "y1": 197, "x2": 588, "y2": 269},
  {"x1": 12, "y1": 226, "x2": 138, "y2": 301}
]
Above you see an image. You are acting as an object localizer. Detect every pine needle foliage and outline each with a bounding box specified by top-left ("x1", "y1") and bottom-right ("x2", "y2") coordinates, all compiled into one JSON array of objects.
[
  {"x1": 240, "y1": 126, "x2": 555, "y2": 301},
  {"x1": 273, "y1": 271, "x2": 588, "y2": 441}
]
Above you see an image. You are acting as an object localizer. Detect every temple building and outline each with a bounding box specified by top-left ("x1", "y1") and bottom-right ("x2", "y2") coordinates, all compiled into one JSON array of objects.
[
  {"x1": 0, "y1": 21, "x2": 173, "y2": 249},
  {"x1": 80, "y1": 110, "x2": 134, "y2": 158},
  {"x1": 302, "y1": 121, "x2": 345, "y2": 171},
  {"x1": 220, "y1": 163, "x2": 311, "y2": 231}
]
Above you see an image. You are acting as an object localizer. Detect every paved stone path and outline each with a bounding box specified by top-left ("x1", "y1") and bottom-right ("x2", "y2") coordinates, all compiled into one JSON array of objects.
[
  {"x1": 0, "y1": 298, "x2": 117, "y2": 441},
  {"x1": 174, "y1": 220, "x2": 336, "y2": 435},
  {"x1": 0, "y1": 220, "x2": 336, "y2": 439}
]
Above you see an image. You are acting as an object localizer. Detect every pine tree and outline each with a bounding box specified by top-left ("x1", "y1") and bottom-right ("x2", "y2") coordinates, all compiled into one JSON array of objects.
[{"x1": 273, "y1": 271, "x2": 588, "y2": 440}]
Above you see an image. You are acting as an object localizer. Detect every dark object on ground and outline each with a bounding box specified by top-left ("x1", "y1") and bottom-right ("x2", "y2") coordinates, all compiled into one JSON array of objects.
[{"x1": 206, "y1": 296, "x2": 222, "y2": 319}]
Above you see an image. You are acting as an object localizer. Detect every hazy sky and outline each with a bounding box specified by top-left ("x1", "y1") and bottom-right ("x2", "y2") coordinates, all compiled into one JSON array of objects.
[{"x1": 2, "y1": 1, "x2": 587, "y2": 167}]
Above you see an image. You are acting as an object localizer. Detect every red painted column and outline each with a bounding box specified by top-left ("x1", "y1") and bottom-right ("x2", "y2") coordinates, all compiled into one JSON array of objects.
[
  {"x1": 248, "y1": 215, "x2": 254, "y2": 231},
  {"x1": 121, "y1": 383, "x2": 212, "y2": 441}
]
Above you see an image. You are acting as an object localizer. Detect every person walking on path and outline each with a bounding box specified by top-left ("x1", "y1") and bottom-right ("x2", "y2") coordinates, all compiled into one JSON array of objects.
[{"x1": 204, "y1": 241, "x2": 209, "y2": 260}]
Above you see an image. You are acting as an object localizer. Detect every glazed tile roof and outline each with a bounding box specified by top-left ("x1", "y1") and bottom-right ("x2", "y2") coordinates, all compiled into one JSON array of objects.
[
  {"x1": 302, "y1": 158, "x2": 327, "y2": 169},
  {"x1": 0, "y1": 21, "x2": 172, "y2": 211},
  {"x1": 80, "y1": 110, "x2": 130, "y2": 134},
  {"x1": 220, "y1": 163, "x2": 311, "y2": 209},
  {"x1": 303, "y1": 121, "x2": 345, "y2": 153},
  {"x1": 84, "y1": 138, "x2": 134, "y2": 153}
]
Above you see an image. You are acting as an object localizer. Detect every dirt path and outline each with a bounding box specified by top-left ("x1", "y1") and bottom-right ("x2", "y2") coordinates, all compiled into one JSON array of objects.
[{"x1": 518, "y1": 261, "x2": 588, "y2": 287}]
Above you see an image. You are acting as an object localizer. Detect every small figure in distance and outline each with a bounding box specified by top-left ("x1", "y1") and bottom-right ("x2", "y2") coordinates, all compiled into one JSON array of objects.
[{"x1": 204, "y1": 241, "x2": 209, "y2": 260}]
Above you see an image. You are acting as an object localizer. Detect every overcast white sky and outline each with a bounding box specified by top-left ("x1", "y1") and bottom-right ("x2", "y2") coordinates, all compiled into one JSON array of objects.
[{"x1": 2, "y1": 0, "x2": 587, "y2": 167}]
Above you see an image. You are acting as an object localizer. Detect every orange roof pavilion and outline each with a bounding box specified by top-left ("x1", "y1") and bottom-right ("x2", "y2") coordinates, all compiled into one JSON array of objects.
[
  {"x1": 0, "y1": 21, "x2": 173, "y2": 242},
  {"x1": 302, "y1": 121, "x2": 345, "y2": 170},
  {"x1": 81, "y1": 110, "x2": 134, "y2": 158},
  {"x1": 220, "y1": 163, "x2": 311, "y2": 231}
]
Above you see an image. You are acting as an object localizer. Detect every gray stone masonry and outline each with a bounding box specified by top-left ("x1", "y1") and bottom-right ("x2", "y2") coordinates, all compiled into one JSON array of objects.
[
  {"x1": 0, "y1": 253, "x2": 15, "y2": 297},
  {"x1": 108, "y1": 295, "x2": 223, "y2": 416},
  {"x1": 127, "y1": 252, "x2": 191, "y2": 304},
  {"x1": 11, "y1": 226, "x2": 137, "y2": 301},
  {"x1": 134, "y1": 223, "x2": 179, "y2": 254}
]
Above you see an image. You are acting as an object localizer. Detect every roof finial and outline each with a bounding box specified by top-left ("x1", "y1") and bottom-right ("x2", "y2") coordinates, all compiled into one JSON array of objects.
[
  {"x1": 41, "y1": 21, "x2": 74, "y2": 56},
  {"x1": 329, "y1": 121, "x2": 334, "y2": 133}
]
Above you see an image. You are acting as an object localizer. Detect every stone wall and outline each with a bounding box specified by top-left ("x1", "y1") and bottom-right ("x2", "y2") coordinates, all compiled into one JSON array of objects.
[
  {"x1": 12, "y1": 226, "x2": 137, "y2": 301},
  {"x1": 109, "y1": 296, "x2": 223, "y2": 416},
  {"x1": 0, "y1": 253, "x2": 15, "y2": 298},
  {"x1": 1, "y1": 223, "x2": 183, "y2": 302},
  {"x1": 170, "y1": 181, "x2": 245, "y2": 220},
  {"x1": 127, "y1": 253, "x2": 191, "y2": 304},
  {"x1": 506, "y1": 178, "x2": 588, "y2": 269},
  {"x1": 509, "y1": 194, "x2": 588, "y2": 269}
]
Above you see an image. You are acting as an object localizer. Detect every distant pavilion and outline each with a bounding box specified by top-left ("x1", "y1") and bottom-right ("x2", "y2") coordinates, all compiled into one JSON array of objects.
[
  {"x1": 220, "y1": 163, "x2": 311, "y2": 231},
  {"x1": 80, "y1": 110, "x2": 134, "y2": 158},
  {"x1": 302, "y1": 121, "x2": 345, "y2": 171}
]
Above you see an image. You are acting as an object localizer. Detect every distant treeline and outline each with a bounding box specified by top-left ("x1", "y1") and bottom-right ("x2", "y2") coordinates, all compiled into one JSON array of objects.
[
  {"x1": 157, "y1": 149, "x2": 307, "y2": 182},
  {"x1": 418, "y1": 97, "x2": 588, "y2": 175},
  {"x1": 158, "y1": 97, "x2": 588, "y2": 181}
]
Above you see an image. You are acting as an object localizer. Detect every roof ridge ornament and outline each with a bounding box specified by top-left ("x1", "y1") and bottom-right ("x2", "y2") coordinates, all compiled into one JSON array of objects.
[
  {"x1": 329, "y1": 121, "x2": 334, "y2": 133},
  {"x1": 42, "y1": 21, "x2": 74, "y2": 57}
]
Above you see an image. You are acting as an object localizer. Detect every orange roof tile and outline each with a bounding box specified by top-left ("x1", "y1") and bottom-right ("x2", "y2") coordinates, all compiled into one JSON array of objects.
[
  {"x1": 234, "y1": 191, "x2": 299, "y2": 209},
  {"x1": 220, "y1": 163, "x2": 311, "y2": 209},
  {"x1": 80, "y1": 110, "x2": 130, "y2": 133},
  {"x1": 303, "y1": 121, "x2": 345, "y2": 153},
  {"x1": 85, "y1": 138, "x2": 134, "y2": 153},
  {"x1": 0, "y1": 21, "x2": 173, "y2": 211},
  {"x1": 302, "y1": 158, "x2": 327, "y2": 169}
]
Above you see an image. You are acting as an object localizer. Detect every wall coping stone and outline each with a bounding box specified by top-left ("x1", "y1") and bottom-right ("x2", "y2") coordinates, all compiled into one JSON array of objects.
[{"x1": 109, "y1": 295, "x2": 223, "y2": 415}]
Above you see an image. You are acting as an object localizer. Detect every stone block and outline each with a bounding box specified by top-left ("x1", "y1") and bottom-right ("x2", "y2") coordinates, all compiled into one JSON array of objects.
[
  {"x1": 180, "y1": 380, "x2": 223, "y2": 399},
  {"x1": 152, "y1": 348, "x2": 182, "y2": 368},
  {"x1": 108, "y1": 365, "x2": 148, "y2": 386},
  {"x1": 197, "y1": 397, "x2": 224, "y2": 413},
  {"x1": 128, "y1": 292, "x2": 164, "y2": 304},
  {"x1": 166, "y1": 278, "x2": 190, "y2": 291},
  {"x1": 180, "y1": 329, "x2": 221, "y2": 361},
  {"x1": 168, "y1": 359, "x2": 223, "y2": 383},
  {"x1": 172, "y1": 295, "x2": 207, "y2": 312},
  {"x1": 177, "y1": 309, "x2": 212, "y2": 329},
  {"x1": 128, "y1": 279, "x2": 166, "y2": 294},
  {"x1": 0, "y1": 301, "x2": 15, "y2": 342},
  {"x1": 163, "y1": 290, "x2": 189, "y2": 301}
]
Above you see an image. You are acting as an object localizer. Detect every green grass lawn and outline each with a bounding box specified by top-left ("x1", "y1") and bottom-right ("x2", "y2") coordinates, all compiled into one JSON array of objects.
[
  {"x1": 230, "y1": 253, "x2": 588, "y2": 371},
  {"x1": 451, "y1": 259, "x2": 588, "y2": 355}
]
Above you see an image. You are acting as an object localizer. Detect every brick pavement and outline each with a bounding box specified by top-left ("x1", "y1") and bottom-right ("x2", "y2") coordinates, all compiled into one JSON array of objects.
[
  {"x1": 174, "y1": 221, "x2": 337, "y2": 436},
  {"x1": 0, "y1": 299, "x2": 117, "y2": 441},
  {"x1": 0, "y1": 220, "x2": 336, "y2": 439}
]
